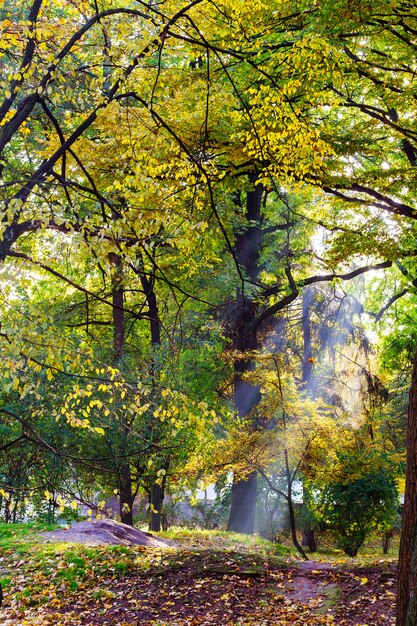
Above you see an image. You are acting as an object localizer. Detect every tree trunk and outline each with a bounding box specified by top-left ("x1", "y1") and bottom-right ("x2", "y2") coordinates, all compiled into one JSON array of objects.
[
  {"x1": 149, "y1": 483, "x2": 163, "y2": 532},
  {"x1": 300, "y1": 287, "x2": 317, "y2": 552},
  {"x1": 227, "y1": 180, "x2": 263, "y2": 535},
  {"x1": 382, "y1": 529, "x2": 393, "y2": 555},
  {"x1": 284, "y1": 449, "x2": 308, "y2": 560},
  {"x1": 301, "y1": 287, "x2": 315, "y2": 387},
  {"x1": 227, "y1": 471, "x2": 258, "y2": 534},
  {"x1": 227, "y1": 304, "x2": 261, "y2": 534},
  {"x1": 302, "y1": 527, "x2": 317, "y2": 552},
  {"x1": 396, "y1": 345, "x2": 417, "y2": 626},
  {"x1": 12, "y1": 500, "x2": 18, "y2": 523},
  {"x1": 109, "y1": 252, "x2": 125, "y2": 362},
  {"x1": 140, "y1": 266, "x2": 166, "y2": 534},
  {"x1": 119, "y1": 463, "x2": 134, "y2": 526},
  {"x1": 109, "y1": 252, "x2": 135, "y2": 527}
]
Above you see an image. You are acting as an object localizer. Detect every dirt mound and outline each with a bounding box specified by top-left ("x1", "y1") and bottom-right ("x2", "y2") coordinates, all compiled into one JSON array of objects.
[{"x1": 42, "y1": 519, "x2": 170, "y2": 547}]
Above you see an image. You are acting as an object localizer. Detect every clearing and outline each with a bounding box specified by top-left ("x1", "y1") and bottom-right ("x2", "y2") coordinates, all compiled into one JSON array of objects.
[{"x1": 0, "y1": 524, "x2": 397, "y2": 625}]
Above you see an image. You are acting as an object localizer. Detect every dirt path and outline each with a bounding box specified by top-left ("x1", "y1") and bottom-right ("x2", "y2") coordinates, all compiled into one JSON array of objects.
[{"x1": 286, "y1": 560, "x2": 396, "y2": 624}]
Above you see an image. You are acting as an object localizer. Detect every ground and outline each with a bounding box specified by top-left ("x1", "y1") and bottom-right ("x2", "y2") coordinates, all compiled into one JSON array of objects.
[
  {"x1": 43, "y1": 519, "x2": 169, "y2": 547},
  {"x1": 0, "y1": 525, "x2": 397, "y2": 625}
]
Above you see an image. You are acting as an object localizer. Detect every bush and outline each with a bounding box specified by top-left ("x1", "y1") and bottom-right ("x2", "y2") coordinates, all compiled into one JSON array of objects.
[{"x1": 313, "y1": 469, "x2": 399, "y2": 556}]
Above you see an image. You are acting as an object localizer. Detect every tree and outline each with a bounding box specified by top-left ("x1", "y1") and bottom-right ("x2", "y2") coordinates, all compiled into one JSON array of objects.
[
  {"x1": 0, "y1": 0, "x2": 238, "y2": 526},
  {"x1": 313, "y1": 448, "x2": 399, "y2": 557},
  {"x1": 397, "y1": 348, "x2": 417, "y2": 625}
]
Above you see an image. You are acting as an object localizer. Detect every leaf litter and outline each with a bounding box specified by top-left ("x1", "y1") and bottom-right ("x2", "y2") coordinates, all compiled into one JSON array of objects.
[{"x1": 0, "y1": 534, "x2": 396, "y2": 625}]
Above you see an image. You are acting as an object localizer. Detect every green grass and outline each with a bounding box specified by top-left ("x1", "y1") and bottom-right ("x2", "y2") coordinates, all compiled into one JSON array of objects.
[
  {"x1": 160, "y1": 527, "x2": 291, "y2": 557},
  {"x1": 309, "y1": 533, "x2": 400, "y2": 567},
  {"x1": 0, "y1": 522, "x2": 57, "y2": 549},
  {"x1": 0, "y1": 523, "x2": 293, "y2": 607}
]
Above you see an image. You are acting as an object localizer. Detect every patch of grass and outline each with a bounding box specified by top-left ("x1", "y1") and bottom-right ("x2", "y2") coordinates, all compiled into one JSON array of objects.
[
  {"x1": 63, "y1": 554, "x2": 85, "y2": 567},
  {"x1": 159, "y1": 527, "x2": 291, "y2": 558},
  {"x1": 316, "y1": 583, "x2": 340, "y2": 614},
  {"x1": 313, "y1": 534, "x2": 399, "y2": 567},
  {"x1": 114, "y1": 561, "x2": 129, "y2": 574},
  {"x1": 0, "y1": 522, "x2": 57, "y2": 547}
]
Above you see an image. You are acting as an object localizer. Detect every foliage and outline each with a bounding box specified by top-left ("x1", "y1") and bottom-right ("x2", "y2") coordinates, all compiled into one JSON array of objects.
[
  {"x1": 0, "y1": 7, "x2": 415, "y2": 616},
  {"x1": 312, "y1": 450, "x2": 399, "y2": 557}
]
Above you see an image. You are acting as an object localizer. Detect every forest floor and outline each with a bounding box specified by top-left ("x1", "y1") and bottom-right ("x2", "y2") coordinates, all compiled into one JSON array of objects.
[{"x1": 0, "y1": 524, "x2": 397, "y2": 625}]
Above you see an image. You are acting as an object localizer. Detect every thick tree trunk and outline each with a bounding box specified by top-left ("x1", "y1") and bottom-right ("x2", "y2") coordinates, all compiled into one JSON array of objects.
[
  {"x1": 227, "y1": 179, "x2": 263, "y2": 535},
  {"x1": 227, "y1": 471, "x2": 258, "y2": 534},
  {"x1": 109, "y1": 252, "x2": 135, "y2": 527},
  {"x1": 302, "y1": 527, "x2": 317, "y2": 552},
  {"x1": 227, "y1": 335, "x2": 261, "y2": 534},
  {"x1": 396, "y1": 346, "x2": 417, "y2": 626}
]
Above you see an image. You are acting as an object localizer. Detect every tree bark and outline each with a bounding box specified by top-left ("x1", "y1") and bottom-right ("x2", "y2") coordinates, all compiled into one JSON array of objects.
[
  {"x1": 396, "y1": 345, "x2": 417, "y2": 626},
  {"x1": 382, "y1": 529, "x2": 393, "y2": 555},
  {"x1": 109, "y1": 252, "x2": 125, "y2": 362},
  {"x1": 300, "y1": 287, "x2": 317, "y2": 552},
  {"x1": 140, "y1": 264, "x2": 164, "y2": 533},
  {"x1": 301, "y1": 287, "x2": 314, "y2": 387},
  {"x1": 149, "y1": 483, "x2": 163, "y2": 532},
  {"x1": 284, "y1": 449, "x2": 308, "y2": 560},
  {"x1": 119, "y1": 462, "x2": 134, "y2": 526},
  {"x1": 227, "y1": 179, "x2": 263, "y2": 535},
  {"x1": 227, "y1": 470, "x2": 258, "y2": 534},
  {"x1": 109, "y1": 251, "x2": 135, "y2": 526}
]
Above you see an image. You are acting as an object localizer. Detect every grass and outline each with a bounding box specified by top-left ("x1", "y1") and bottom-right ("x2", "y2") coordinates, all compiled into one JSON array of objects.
[
  {"x1": 0, "y1": 523, "x2": 398, "y2": 626},
  {"x1": 308, "y1": 533, "x2": 400, "y2": 567},
  {"x1": 160, "y1": 526, "x2": 291, "y2": 556},
  {"x1": 0, "y1": 521, "x2": 57, "y2": 549},
  {"x1": 0, "y1": 522, "x2": 144, "y2": 596},
  {"x1": 0, "y1": 524, "x2": 293, "y2": 605},
  {"x1": 0, "y1": 522, "x2": 398, "y2": 574}
]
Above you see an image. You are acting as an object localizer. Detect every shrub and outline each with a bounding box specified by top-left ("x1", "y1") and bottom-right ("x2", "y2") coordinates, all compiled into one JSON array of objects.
[{"x1": 313, "y1": 469, "x2": 399, "y2": 556}]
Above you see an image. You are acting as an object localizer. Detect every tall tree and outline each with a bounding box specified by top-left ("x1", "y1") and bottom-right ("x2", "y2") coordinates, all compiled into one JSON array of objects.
[{"x1": 226, "y1": 179, "x2": 263, "y2": 534}]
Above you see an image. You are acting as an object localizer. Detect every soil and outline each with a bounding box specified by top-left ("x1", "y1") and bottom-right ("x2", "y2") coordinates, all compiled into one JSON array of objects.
[
  {"x1": 1, "y1": 524, "x2": 397, "y2": 625},
  {"x1": 288, "y1": 560, "x2": 396, "y2": 624},
  {"x1": 42, "y1": 519, "x2": 170, "y2": 548},
  {"x1": 45, "y1": 551, "x2": 397, "y2": 625}
]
